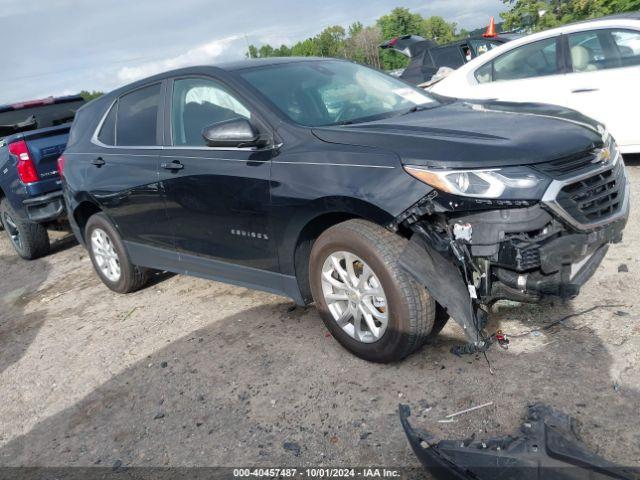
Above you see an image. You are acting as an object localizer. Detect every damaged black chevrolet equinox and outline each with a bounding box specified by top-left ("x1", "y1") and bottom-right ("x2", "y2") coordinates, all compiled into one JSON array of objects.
[{"x1": 61, "y1": 58, "x2": 629, "y2": 363}]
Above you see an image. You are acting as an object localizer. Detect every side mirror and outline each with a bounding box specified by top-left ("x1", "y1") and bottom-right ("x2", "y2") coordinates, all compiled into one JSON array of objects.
[{"x1": 202, "y1": 117, "x2": 262, "y2": 148}]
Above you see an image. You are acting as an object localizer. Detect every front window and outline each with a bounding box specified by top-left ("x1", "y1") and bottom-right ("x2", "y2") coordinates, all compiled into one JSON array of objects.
[
  {"x1": 171, "y1": 77, "x2": 252, "y2": 146},
  {"x1": 475, "y1": 37, "x2": 559, "y2": 83},
  {"x1": 239, "y1": 60, "x2": 438, "y2": 127}
]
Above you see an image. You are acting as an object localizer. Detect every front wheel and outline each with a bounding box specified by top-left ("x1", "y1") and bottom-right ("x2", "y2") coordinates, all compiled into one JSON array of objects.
[
  {"x1": 85, "y1": 213, "x2": 148, "y2": 293},
  {"x1": 309, "y1": 219, "x2": 436, "y2": 363}
]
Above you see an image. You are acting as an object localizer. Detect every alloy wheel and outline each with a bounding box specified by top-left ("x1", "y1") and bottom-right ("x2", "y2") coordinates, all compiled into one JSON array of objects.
[
  {"x1": 91, "y1": 228, "x2": 121, "y2": 282},
  {"x1": 321, "y1": 251, "x2": 389, "y2": 343},
  {"x1": 3, "y1": 213, "x2": 22, "y2": 251}
]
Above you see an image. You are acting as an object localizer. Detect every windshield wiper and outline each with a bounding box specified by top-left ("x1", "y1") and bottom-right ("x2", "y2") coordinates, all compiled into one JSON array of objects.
[
  {"x1": 334, "y1": 119, "x2": 358, "y2": 126},
  {"x1": 399, "y1": 105, "x2": 429, "y2": 117}
]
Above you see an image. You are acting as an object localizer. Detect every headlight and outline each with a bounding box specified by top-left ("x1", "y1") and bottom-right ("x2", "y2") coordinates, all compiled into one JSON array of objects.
[{"x1": 404, "y1": 165, "x2": 551, "y2": 200}]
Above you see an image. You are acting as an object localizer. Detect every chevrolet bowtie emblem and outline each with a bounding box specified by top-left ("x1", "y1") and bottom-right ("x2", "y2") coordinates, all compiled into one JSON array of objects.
[{"x1": 593, "y1": 148, "x2": 611, "y2": 165}]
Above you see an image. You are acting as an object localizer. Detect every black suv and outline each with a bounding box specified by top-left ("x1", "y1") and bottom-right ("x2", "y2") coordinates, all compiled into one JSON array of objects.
[{"x1": 61, "y1": 58, "x2": 629, "y2": 363}]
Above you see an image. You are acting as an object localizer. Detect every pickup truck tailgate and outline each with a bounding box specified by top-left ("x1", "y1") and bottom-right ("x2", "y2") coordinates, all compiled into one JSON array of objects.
[{"x1": 22, "y1": 125, "x2": 69, "y2": 181}]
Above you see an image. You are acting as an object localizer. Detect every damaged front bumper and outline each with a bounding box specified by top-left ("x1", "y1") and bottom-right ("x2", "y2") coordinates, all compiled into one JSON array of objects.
[
  {"x1": 399, "y1": 403, "x2": 637, "y2": 479},
  {"x1": 395, "y1": 152, "x2": 630, "y2": 347}
]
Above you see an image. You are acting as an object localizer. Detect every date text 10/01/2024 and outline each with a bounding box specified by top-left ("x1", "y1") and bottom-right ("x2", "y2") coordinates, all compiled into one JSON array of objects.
[{"x1": 232, "y1": 468, "x2": 402, "y2": 478}]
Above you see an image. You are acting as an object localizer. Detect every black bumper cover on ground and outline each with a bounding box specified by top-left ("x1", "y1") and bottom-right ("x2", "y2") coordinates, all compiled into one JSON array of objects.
[{"x1": 399, "y1": 403, "x2": 637, "y2": 480}]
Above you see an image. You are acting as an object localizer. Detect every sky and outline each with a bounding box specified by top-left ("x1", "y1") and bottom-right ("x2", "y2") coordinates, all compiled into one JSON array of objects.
[{"x1": 0, "y1": 0, "x2": 505, "y2": 104}]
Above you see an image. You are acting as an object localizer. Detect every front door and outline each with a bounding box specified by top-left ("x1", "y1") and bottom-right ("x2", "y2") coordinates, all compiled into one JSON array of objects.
[
  {"x1": 160, "y1": 76, "x2": 279, "y2": 280},
  {"x1": 470, "y1": 36, "x2": 566, "y2": 107}
]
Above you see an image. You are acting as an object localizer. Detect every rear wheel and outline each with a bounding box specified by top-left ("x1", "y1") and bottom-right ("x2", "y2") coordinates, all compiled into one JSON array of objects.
[
  {"x1": 85, "y1": 213, "x2": 148, "y2": 293},
  {"x1": 0, "y1": 198, "x2": 50, "y2": 260},
  {"x1": 309, "y1": 219, "x2": 436, "y2": 363}
]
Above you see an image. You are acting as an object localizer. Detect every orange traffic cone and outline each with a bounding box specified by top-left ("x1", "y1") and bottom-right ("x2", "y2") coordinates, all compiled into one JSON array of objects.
[{"x1": 483, "y1": 17, "x2": 497, "y2": 38}]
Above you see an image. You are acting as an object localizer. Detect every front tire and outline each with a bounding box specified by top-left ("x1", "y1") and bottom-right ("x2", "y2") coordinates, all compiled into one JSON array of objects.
[
  {"x1": 309, "y1": 219, "x2": 436, "y2": 363},
  {"x1": 85, "y1": 213, "x2": 148, "y2": 293},
  {"x1": 0, "y1": 198, "x2": 50, "y2": 260}
]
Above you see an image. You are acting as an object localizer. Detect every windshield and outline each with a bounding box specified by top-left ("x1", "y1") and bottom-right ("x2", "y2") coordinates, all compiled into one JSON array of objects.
[{"x1": 239, "y1": 60, "x2": 439, "y2": 127}]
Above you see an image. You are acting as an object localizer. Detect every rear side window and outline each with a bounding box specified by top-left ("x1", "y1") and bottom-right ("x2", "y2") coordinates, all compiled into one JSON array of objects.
[
  {"x1": 568, "y1": 29, "x2": 640, "y2": 72},
  {"x1": 97, "y1": 102, "x2": 117, "y2": 146},
  {"x1": 475, "y1": 37, "x2": 559, "y2": 83},
  {"x1": 116, "y1": 84, "x2": 161, "y2": 146}
]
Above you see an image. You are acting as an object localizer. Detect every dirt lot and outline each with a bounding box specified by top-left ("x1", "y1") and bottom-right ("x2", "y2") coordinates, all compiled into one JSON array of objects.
[{"x1": 1, "y1": 161, "x2": 639, "y2": 470}]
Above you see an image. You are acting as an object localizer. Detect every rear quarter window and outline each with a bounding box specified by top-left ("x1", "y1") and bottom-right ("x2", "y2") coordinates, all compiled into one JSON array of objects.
[{"x1": 97, "y1": 102, "x2": 117, "y2": 146}]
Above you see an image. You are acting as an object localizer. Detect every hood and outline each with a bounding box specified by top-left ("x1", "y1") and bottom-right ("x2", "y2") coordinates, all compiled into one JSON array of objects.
[{"x1": 312, "y1": 100, "x2": 605, "y2": 169}]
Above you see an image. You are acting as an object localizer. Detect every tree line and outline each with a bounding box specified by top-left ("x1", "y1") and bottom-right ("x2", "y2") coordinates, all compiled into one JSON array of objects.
[
  {"x1": 246, "y1": 1, "x2": 640, "y2": 70},
  {"x1": 78, "y1": 0, "x2": 639, "y2": 97}
]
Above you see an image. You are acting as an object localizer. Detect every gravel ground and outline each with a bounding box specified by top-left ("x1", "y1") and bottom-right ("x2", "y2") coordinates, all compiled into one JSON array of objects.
[{"x1": 0, "y1": 161, "x2": 639, "y2": 470}]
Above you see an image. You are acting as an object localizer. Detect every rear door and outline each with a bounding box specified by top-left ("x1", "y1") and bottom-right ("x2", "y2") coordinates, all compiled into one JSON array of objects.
[
  {"x1": 85, "y1": 82, "x2": 172, "y2": 250},
  {"x1": 160, "y1": 75, "x2": 279, "y2": 276},
  {"x1": 560, "y1": 27, "x2": 640, "y2": 151}
]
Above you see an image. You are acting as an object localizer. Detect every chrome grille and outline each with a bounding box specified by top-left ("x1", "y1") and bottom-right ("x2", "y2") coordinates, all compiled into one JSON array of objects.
[{"x1": 555, "y1": 160, "x2": 625, "y2": 225}]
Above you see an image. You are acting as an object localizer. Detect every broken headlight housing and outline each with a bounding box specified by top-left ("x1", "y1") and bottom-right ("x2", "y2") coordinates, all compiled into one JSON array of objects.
[{"x1": 404, "y1": 165, "x2": 551, "y2": 200}]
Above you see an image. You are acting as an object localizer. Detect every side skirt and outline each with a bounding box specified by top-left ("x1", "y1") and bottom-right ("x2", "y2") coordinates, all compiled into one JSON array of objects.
[{"x1": 125, "y1": 241, "x2": 305, "y2": 305}]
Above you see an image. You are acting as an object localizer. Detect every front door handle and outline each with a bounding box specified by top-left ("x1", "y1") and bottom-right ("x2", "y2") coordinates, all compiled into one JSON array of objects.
[
  {"x1": 91, "y1": 157, "x2": 105, "y2": 167},
  {"x1": 571, "y1": 88, "x2": 599, "y2": 93},
  {"x1": 161, "y1": 161, "x2": 184, "y2": 171}
]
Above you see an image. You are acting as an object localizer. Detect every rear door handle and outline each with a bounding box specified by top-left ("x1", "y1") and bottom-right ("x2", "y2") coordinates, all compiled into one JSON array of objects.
[
  {"x1": 91, "y1": 157, "x2": 105, "y2": 166},
  {"x1": 161, "y1": 161, "x2": 184, "y2": 171},
  {"x1": 572, "y1": 88, "x2": 599, "y2": 93}
]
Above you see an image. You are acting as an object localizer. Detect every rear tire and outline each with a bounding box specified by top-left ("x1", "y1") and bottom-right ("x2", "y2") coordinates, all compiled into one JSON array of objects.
[
  {"x1": 85, "y1": 213, "x2": 148, "y2": 293},
  {"x1": 309, "y1": 219, "x2": 436, "y2": 363},
  {"x1": 0, "y1": 198, "x2": 50, "y2": 260}
]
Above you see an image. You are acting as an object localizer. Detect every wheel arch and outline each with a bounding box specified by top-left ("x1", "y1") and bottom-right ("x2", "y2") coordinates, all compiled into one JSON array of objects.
[
  {"x1": 72, "y1": 200, "x2": 103, "y2": 242},
  {"x1": 291, "y1": 198, "x2": 396, "y2": 304}
]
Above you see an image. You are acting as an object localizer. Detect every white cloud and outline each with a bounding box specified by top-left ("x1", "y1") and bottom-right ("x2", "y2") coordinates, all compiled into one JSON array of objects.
[{"x1": 116, "y1": 35, "x2": 242, "y2": 84}]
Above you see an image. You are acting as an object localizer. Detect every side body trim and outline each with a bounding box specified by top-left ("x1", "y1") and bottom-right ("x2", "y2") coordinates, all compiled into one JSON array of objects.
[{"x1": 124, "y1": 241, "x2": 305, "y2": 305}]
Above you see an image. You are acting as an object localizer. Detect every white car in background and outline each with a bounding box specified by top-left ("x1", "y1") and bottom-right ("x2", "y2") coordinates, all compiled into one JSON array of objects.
[{"x1": 430, "y1": 12, "x2": 640, "y2": 154}]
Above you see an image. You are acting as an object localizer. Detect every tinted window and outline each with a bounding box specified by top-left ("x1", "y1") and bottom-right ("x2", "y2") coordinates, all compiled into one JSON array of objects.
[
  {"x1": 568, "y1": 29, "x2": 640, "y2": 72},
  {"x1": 0, "y1": 99, "x2": 84, "y2": 140},
  {"x1": 171, "y1": 78, "x2": 251, "y2": 146},
  {"x1": 116, "y1": 84, "x2": 160, "y2": 146},
  {"x1": 477, "y1": 37, "x2": 558, "y2": 83},
  {"x1": 97, "y1": 102, "x2": 117, "y2": 145},
  {"x1": 430, "y1": 46, "x2": 465, "y2": 69},
  {"x1": 240, "y1": 60, "x2": 438, "y2": 127}
]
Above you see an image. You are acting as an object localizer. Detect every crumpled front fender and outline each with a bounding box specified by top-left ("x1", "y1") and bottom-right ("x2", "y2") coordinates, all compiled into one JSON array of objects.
[{"x1": 399, "y1": 234, "x2": 481, "y2": 345}]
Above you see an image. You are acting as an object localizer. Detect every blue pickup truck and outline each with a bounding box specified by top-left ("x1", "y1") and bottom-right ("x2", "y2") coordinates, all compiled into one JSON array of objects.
[{"x1": 0, "y1": 95, "x2": 85, "y2": 259}]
